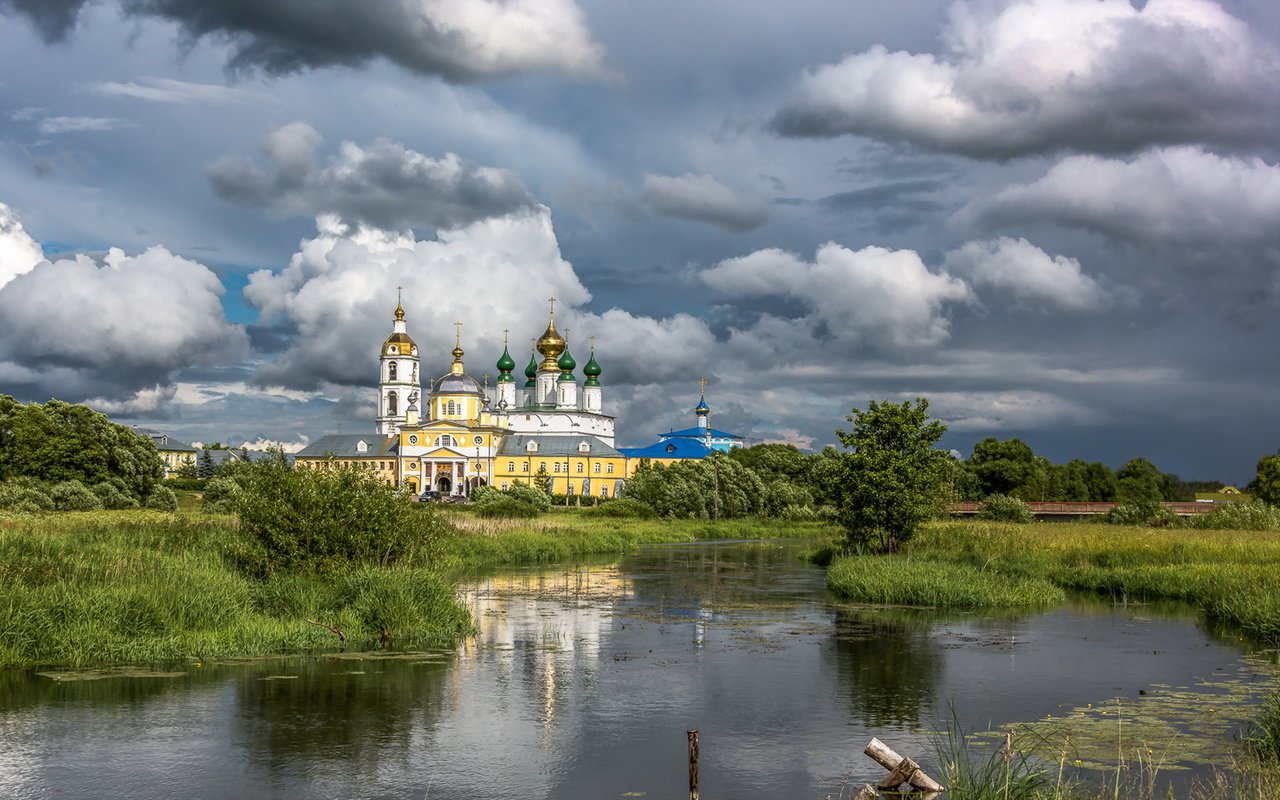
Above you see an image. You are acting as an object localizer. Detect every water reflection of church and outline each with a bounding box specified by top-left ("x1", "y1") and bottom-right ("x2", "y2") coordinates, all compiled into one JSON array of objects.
[{"x1": 295, "y1": 298, "x2": 631, "y2": 497}]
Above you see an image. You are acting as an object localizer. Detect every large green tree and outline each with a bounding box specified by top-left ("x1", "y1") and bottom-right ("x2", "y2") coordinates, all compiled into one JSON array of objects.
[
  {"x1": 967, "y1": 437, "x2": 1047, "y2": 500},
  {"x1": 828, "y1": 398, "x2": 949, "y2": 554},
  {"x1": 1250, "y1": 450, "x2": 1280, "y2": 507},
  {"x1": 0, "y1": 395, "x2": 164, "y2": 500}
]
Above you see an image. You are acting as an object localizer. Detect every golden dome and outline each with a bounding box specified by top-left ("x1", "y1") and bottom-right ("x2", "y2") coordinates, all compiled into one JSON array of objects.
[
  {"x1": 383, "y1": 331, "x2": 416, "y2": 355},
  {"x1": 536, "y1": 319, "x2": 565, "y2": 371}
]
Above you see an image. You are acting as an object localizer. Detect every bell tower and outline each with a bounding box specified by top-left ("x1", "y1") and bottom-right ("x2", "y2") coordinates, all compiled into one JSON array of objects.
[{"x1": 377, "y1": 288, "x2": 422, "y2": 435}]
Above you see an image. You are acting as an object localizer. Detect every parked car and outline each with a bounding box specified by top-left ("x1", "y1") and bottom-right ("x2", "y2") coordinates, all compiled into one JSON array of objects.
[{"x1": 417, "y1": 490, "x2": 442, "y2": 503}]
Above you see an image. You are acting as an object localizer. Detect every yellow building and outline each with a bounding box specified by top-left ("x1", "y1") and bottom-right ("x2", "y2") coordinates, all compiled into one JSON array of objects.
[
  {"x1": 296, "y1": 299, "x2": 630, "y2": 497},
  {"x1": 135, "y1": 427, "x2": 197, "y2": 478}
]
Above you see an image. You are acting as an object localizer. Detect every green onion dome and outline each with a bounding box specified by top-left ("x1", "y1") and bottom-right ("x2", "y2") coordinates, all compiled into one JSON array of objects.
[
  {"x1": 524, "y1": 353, "x2": 538, "y2": 379},
  {"x1": 557, "y1": 347, "x2": 576, "y2": 372},
  {"x1": 583, "y1": 352, "x2": 601, "y2": 387},
  {"x1": 497, "y1": 345, "x2": 516, "y2": 373}
]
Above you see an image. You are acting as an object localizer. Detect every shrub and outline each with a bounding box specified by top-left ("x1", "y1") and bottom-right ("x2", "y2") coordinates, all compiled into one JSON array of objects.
[
  {"x1": 91, "y1": 481, "x2": 139, "y2": 510},
  {"x1": 470, "y1": 485, "x2": 501, "y2": 505},
  {"x1": 0, "y1": 482, "x2": 55, "y2": 512},
  {"x1": 504, "y1": 482, "x2": 552, "y2": 512},
  {"x1": 977, "y1": 493, "x2": 1033, "y2": 523},
  {"x1": 234, "y1": 460, "x2": 445, "y2": 573},
  {"x1": 49, "y1": 480, "x2": 103, "y2": 511},
  {"x1": 145, "y1": 485, "x2": 178, "y2": 512},
  {"x1": 589, "y1": 497, "x2": 657, "y2": 518},
  {"x1": 1104, "y1": 500, "x2": 1180, "y2": 527},
  {"x1": 476, "y1": 498, "x2": 541, "y2": 518},
  {"x1": 1189, "y1": 501, "x2": 1280, "y2": 531},
  {"x1": 202, "y1": 477, "x2": 241, "y2": 514},
  {"x1": 165, "y1": 477, "x2": 207, "y2": 491}
]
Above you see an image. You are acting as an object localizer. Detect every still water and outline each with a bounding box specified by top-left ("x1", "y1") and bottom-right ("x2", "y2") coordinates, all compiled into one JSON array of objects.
[{"x1": 0, "y1": 540, "x2": 1273, "y2": 799}]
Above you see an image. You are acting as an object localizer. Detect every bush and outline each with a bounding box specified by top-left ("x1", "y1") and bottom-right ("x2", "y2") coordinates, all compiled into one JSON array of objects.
[
  {"x1": 589, "y1": 497, "x2": 657, "y2": 518},
  {"x1": 91, "y1": 481, "x2": 139, "y2": 510},
  {"x1": 469, "y1": 485, "x2": 501, "y2": 505},
  {"x1": 234, "y1": 460, "x2": 445, "y2": 573},
  {"x1": 476, "y1": 497, "x2": 541, "y2": 518},
  {"x1": 504, "y1": 482, "x2": 552, "y2": 512},
  {"x1": 1189, "y1": 500, "x2": 1280, "y2": 531},
  {"x1": 165, "y1": 477, "x2": 207, "y2": 491},
  {"x1": 978, "y1": 494, "x2": 1033, "y2": 523},
  {"x1": 0, "y1": 482, "x2": 55, "y2": 512},
  {"x1": 202, "y1": 477, "x2": 241, "y2": 514},
  {"x1": 145, "y1": 485, "x2": 178, "y2": 512},
  {"x1": 49, "y1": 480, "x2": 103, "y2": 511},
  {"x1": 1104, "y1": 500, "x2": 1180, "y2": 527}
]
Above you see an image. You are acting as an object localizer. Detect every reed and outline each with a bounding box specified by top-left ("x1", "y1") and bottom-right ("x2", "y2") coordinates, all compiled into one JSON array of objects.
[{"x1": 827, "y1": 555, "x2": 1064, "y2": 608}]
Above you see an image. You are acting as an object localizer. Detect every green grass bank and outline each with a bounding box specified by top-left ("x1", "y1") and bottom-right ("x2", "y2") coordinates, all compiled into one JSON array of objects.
[
  {"x1": 0, "y1": 509, "x2": 835, "y2": 669},
  {"x1": 826, "y1": 521, "x2": 1280, "y2": 640}
]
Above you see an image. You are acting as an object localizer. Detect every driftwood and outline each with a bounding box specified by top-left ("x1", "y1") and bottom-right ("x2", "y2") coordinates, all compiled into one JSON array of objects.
[
  {"x1": 303, "y1": 618, "x2": 346, "y2": 642},
  {"x1": 864, "y1": 738, "x2": 945, "y2": 793},
  {"x1": 687, "y1": 730, "x2": 699, "y2": 800}
]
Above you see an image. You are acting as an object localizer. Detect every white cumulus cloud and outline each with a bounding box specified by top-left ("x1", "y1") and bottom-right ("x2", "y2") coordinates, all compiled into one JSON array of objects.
[
  {"x1": 771, "y1": 0, "x2": 1280, "y2": 157},
  {"x1": 702, "y1": 243, "x2": 973, "y2": 349},
  {"x1": 945, "y1": 237, "x2": 1109, "y2": 311},
  {"x1": 0, "y1": 203, "x2": 44, "y2": 289}
]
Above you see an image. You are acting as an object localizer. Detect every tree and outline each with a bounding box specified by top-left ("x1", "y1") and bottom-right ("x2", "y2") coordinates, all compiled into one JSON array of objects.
[
  {"x1": 0, "y1": 395, "x2": 163, "y2": 501},
  {"x1": 827, "y1": 398, "x2": 949, "y2": 554},
  {"x1": 1250, "y1": 450, "x2": 1280, "y2": 507},
  {"x1": 1116, "y1": 457, "x2": 1175, "y2": 503},
  {"x1": 197, "y1": 450, "x2": 216, "y2": 479},
  {"x1": 967, "y1": 437, "x2": 1045, "y2": 500}
]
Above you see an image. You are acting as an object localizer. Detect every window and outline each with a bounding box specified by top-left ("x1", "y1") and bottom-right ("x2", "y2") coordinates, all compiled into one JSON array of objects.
[
  {"x1": 553, "y1": 462, "x2": 561, "y2": 473},
  {"x1": 446, "y1": 400, "x2": 458, "y2": 415},
  {"x1": 593, "y1": 463, "x2": 601, "y2": 474},
  {"x1": 409, "y1": 434, "x2": 418, "y2": 444},
  {"x1": 522, "y1": 462, "x2": 529, "y2": 472},
  {"x1": 665, "y1": 444, "x2": 676, "y2": 454},
  {"x1": 387, "y1": 392, "x2": 398, "y2": 416},
  {"x1": 388, "y1": 361, "x2": 397, "y2": 381},
  {"x1": 438, "y1": 434, "x2": 453, "y2": 447},
  {"x1": 507, "y1": 461, "x2": 515, "y2": 471},
  {"x1": 606, "y1": 463, "x2": 614, "y2": 474},
  {"x1": 576, "y1": 463, "x2": 584, "y2": 473},
  {"x1": 601, "y1": 485, "x2": 609, "y2": 497},
  {"x1": 474, "y1": 435, "x2": 483, "y2": 445},
  {"x1": 501, "y1": 482, "x2": 508, "y2": 490}
]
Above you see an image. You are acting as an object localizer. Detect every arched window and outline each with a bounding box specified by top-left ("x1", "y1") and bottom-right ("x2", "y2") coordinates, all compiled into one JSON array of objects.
[
  {"x1": 593, "y1": 463, "x2": 601, "y2": 474},
  {"x1": 388, "y1": 361, "x2": 397, "y2": 381},
  {"x1": 576, "y1": 463, "x2": 584, "y2": 473},
  {"x1": 387, "y1": 391, "x2": 398, "y2": 416},
  {"x1": 606, "y1": 463, "x2": 614, "y2": 474},
  {"x1": 446, "y1": 400, "x2": 458, "y2": 416},
  {"x1": 441, "y1": 434, "x2": 453, "y2": 447}
]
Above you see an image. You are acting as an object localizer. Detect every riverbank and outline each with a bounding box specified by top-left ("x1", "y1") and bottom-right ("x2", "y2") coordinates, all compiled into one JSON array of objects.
[
  {"x1": 0, "y1": 509, "x2": 836, "y2": 668},
  {"x1": 826, "y1": 521, "x2": 1280, "y2": 641}
]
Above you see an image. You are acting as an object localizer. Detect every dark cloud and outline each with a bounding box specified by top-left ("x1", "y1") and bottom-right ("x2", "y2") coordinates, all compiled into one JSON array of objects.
[
  {"x1": 208, "y1": 122, "x2": 537, "y2": 232},
  {"x1": 641, "y1": 173, "x2": 770, "y2": 232},
  {"x1": 771, "y1": 0, "x2": 1280, "y2": 158},
  {"x1": 0, "y1": 0, "x2": 85, "y2": 41},
  {"x1": 818, "y1": 179, "x2": 945, "y2": 210},
  {"x1": 2, "y1": 0, "x2": 608, "y2": 82}
]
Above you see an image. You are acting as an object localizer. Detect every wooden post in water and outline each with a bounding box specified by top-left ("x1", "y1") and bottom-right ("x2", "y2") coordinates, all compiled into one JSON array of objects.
[
  {"x1": 864, "y1": 738, "x2": 945, "y2": 793},
  {"x1": 687, "y1": 730, "x2": 699, "y2": 800}
]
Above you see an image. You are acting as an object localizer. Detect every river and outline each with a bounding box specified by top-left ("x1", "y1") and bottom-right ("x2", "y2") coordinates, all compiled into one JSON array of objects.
[{"x1": 0, "y1": 539, "x2": 1273, "y2": 799}]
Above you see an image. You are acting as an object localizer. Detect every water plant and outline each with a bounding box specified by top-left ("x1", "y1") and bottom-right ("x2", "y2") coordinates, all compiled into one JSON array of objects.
[{"x1": 827, "y1": 555, "x2": 1064, "y2": 608}]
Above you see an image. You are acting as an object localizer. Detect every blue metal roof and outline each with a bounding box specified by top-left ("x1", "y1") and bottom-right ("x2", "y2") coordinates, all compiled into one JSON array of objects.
[
  {"x1": 657, "y1": 426, "x2": 742, "y2": 440},
  {"x1": 619, "y1": 438, "x2": 715, "y2": 460}
]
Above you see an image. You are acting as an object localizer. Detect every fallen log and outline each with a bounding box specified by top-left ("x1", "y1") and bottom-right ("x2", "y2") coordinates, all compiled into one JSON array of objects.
[{"x1": 864, "y1": 737, "x2": 945, "y2": 793}]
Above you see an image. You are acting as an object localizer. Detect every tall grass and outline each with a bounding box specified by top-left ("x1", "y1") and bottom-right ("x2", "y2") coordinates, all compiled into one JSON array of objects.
[
  {"x1": 858, "y1": 521, "x2": 1280, "y2": 640},
  {"x1": 827, "y1": 556, "x2": 1064, "y2": 608},
  {"x1": 0, "y1": 511, "x2": 471, "y2": 668}
]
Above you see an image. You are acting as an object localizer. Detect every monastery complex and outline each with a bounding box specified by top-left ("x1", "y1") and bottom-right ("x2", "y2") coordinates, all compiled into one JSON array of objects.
[{"x1": 294, "y1": 299, "x2": 743, "y2": 498}]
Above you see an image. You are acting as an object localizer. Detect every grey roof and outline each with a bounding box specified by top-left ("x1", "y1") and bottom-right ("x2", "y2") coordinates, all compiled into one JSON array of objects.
[
  {"x1": 496, "y1": 434, "x2": 623, "y2": 458},
  {"x1": 134, "y1": 427, "x2": 197, "y2": 452},
  {"x1": 431, "y1": 372, "x2": 484, "y2": 395},
  {"x1": 295, "y1": 434, "x2": 398, "y2": 458}
]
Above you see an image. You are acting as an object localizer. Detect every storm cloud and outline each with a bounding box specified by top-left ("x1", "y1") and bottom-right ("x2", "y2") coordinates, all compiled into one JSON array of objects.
[
  {"x1": 642, "y1": 173, "x2": 770, "y2": 232},
  {"x1": 208, "y1": 122, "x2": 537, "y2": 233},
  {"x1": 1, "y1": 0, "x2": 608, "y2": 82}
]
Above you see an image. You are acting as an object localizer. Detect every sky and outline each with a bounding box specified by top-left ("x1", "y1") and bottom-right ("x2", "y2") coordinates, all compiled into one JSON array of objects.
[{"x1": 0, "y1": 0, "x2": 1277, "y2": 483}]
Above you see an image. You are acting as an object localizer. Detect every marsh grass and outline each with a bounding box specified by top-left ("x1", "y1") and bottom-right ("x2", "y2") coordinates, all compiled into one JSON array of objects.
[
  {"x1": 827, "y1": 555, "x2": 1064, "y2": 608},
  {"x1": 0, "y1": 511, "x2": 471, "y2": 668},
  {"x1": 871, "y1": 522, "x2": 1280, "y2": 639}
]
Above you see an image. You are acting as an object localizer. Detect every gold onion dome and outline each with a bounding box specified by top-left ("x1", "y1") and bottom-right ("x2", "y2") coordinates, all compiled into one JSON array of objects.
[{"x1": 536, "y1": 319, "x2": 566, "y2": 371}]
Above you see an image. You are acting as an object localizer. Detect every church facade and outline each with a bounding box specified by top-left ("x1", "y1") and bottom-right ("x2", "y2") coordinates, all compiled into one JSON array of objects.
[{"x1": 296, "y1": 299, "x2": 630, "y2": 499}]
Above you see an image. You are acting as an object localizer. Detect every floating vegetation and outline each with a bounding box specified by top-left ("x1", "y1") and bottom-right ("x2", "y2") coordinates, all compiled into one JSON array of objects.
[
  {"x1": 36, "y1": 667, "x2": 187, "y2": 682},
  {"x1": 979, "y1": 655, "x2": 1278, "y2": 772}
]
